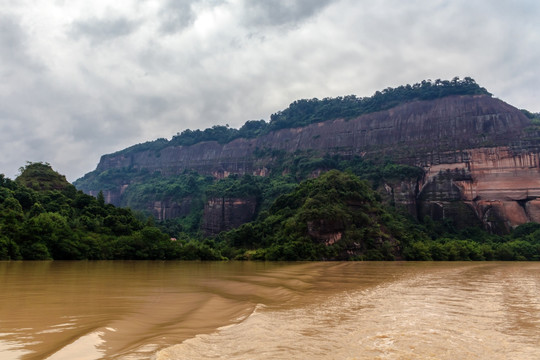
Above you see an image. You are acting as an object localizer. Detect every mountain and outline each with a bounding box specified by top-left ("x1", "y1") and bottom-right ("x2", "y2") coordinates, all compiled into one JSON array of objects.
[{"x1": 74, "y1": 78, "x2": 540, "y2": 236}]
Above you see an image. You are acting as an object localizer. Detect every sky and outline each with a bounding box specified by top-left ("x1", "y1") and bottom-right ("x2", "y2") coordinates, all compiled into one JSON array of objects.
[{"x1": 1, "y1": 0, "x2": 539, "y2": 182}]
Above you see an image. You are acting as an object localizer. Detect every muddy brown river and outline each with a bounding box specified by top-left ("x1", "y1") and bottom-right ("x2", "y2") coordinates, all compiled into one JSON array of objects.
[{"x1": 1, "y1": 261, "x2": 539, "y2": 359}]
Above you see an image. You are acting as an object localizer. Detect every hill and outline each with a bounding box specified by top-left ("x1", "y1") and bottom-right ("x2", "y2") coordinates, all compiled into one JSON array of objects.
[
  {"x1": 0, "y1": 163, "x2": 222, "y2": 260},
  {"x1": 74, "y1": 77, "x2": 540, "y2": 237}
]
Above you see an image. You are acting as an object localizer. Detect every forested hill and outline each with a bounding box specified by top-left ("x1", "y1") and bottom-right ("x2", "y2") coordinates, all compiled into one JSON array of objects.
[
  {"x1": 0, "y1": 163, "x2": 222, "y2": 260},
  {"x1": 114, "y1": 77, "x2": 491, "y2": 156}
]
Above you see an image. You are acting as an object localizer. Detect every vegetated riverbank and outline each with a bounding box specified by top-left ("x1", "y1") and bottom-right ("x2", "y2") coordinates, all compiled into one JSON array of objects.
[{"x1": 2, "y1": 162, "x2": 540, "y2": 261}]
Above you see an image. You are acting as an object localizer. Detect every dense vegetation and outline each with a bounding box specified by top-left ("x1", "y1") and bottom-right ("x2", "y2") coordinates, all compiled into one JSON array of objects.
[
  {"x1": 217, "y1": 170, "x2": 413, "y2": 260},
  {"x1": 267, "y1": 77, "x2": 490, "y2": 131},
  {"x1": 75, "y1": 151, "x2": 425, "y2": 234},
  {"x1": 522, "y1": 109, "x2": 540, "y2": 133},
  {"x1": 112, "y1": 77, "x2": 491, "y2": 156},
  {"x1": 73, "y1": 145, "x2": 540, "y2": 262},
  {"x1": 4, "y1": 162, "x2": 540, "y2": 261},
  {"x1": 402, "y1": 220, "x2": 540, "y2": 261},
  {"x1": 212, "y1": 171, "x2": 540, "y2": 261},
  {"x1": 0, "y1": 163, "x2": 223, "y2": 260}
]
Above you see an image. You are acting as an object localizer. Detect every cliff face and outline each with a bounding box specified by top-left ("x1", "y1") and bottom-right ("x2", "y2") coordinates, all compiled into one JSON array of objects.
[
  {"x1": 88, "y1": 188, "x2": 125, "y2": 207},
  {"x1": 96, "y1": 95, "x2": 528, "y2": 175},
  {"x1": 415, "y1": 147, "x2": 540, "y2": 232},
  {"x1": 82, "y1": 94, "x2": 539, "y2": 234},
  {"x1": 150, "y1": 198, "x2": 194, "y2": 221},
  {"x1": 202, "y1": 197, "x2": 257, "y2": 235}
]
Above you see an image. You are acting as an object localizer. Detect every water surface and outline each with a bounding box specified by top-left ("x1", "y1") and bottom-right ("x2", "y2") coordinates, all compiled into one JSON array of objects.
[{"x1": 1, "y1": 261, "x2": 539, "y2": 359}]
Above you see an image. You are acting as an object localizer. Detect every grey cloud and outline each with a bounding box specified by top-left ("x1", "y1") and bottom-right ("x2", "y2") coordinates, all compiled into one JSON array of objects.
[
  {"x1": 242, "y1": 0, "x2": 333, "y2": 28},
  {"x1": 133, "y1": 95, "x2": 175, "y2": 119},
  {"x1": 70, "y1": 17, "x2": 140, "y2": 44},
  {"x1": 0, "y1": 16, "x2": 25, "y2": 61},
  {"x1": 159, "y1": 0, "x2": 196, "y2": 34},
  {"x1": 0, "y1": 15, "x2": 43, "y2": 71},
  {"x1": 158, "y1": 0, "x2": 227, "y2": 34},
  {"x1": 0, "y1": 109, "x2": 53, "y2": 179}
]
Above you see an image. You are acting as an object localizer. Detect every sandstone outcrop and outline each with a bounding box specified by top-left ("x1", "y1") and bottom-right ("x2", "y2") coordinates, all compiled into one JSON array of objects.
[
  {"x1": 416, "y1": 147, "x2": 540, "y2": 232},
  {"x1": 150, "y1": 198, "x2": 194, "y2": 221}
]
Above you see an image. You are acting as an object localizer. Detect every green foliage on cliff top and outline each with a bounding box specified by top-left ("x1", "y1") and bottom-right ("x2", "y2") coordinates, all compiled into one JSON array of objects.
[
  {"x1": 112, "y1": 77, "x2": 491, "y2": 155},
  {"x1": 522, "y1": 110, "x2": 540, "y2": 133},
  {"x1": 521, "y1": 109, "x2": 540, "y2": 121},
  {"x1": 267, "y1": 77, "x2": 489, "y2": 131}
]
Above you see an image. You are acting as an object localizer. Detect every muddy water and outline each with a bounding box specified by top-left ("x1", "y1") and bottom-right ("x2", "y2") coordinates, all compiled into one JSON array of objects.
[{"x1": 1, "y1": 261, "x2": 539, "y2": 359}]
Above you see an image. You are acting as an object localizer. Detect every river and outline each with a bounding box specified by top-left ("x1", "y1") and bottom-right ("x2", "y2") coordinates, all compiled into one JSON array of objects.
[{"x1": 1, "y1": 261, "x2": 539, "y2": 359}]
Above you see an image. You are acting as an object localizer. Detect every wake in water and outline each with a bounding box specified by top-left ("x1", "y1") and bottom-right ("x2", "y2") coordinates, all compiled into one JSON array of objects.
[{"x1": 157, "y1": 263, "x2": 540, "y2": 360}]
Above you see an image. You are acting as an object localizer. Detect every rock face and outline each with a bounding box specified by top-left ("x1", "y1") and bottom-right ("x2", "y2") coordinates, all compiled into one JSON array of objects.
[
  {"x1": 150, "y1": 198, "x2": 194, "y2": 221},
  {"x1": 416, "y1": 147, "x2": 540, "y2": 232},
  {"x1": 96, "y1": 95, "x2": 528, "y2": 175},
  {"x1": 202, "y1": 197, "x2": 258, "y2": 235},
  {"x1": 83, "y1": 94, "x2": 540, "y2": 233}
]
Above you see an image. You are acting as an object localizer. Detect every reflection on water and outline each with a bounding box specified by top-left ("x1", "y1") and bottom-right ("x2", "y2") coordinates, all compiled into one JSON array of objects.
[{"x1": 1, "y1": 261, "x2": 540, "y2": 359}]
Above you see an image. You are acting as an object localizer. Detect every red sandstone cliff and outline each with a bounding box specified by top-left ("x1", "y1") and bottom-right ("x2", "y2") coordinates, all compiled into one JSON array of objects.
[
  {"x1": 414, "y1": 147, "x2": 540, "y2": 232},
  {"x1": 83, "y1": 95, "x2": 539, "y2": 233},
  {"x1": 96, "y1": 95, "x2": 529, "y2": 175}
]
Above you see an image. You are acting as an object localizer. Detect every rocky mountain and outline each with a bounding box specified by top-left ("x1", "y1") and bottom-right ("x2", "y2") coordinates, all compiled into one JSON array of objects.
[{"x1": 75, "y1": 79, "x2": 540, "y2": 235}]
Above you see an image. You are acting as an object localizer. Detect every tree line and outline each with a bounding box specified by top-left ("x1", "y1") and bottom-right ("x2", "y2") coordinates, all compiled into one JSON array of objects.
[{"x1": 6, "y1": 161, "x2": 540, "y2": 261}]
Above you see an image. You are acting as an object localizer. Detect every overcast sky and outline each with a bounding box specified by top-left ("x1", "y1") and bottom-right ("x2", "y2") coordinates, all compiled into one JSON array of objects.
[{"x1": 1, "y1": 0, "x2": 539, "y2": 181}]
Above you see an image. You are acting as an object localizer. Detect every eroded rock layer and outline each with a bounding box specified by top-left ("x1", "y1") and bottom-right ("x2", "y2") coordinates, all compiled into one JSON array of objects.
[{"x1": 416, "y1": 147, "x2": 540, "y2": 231}]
